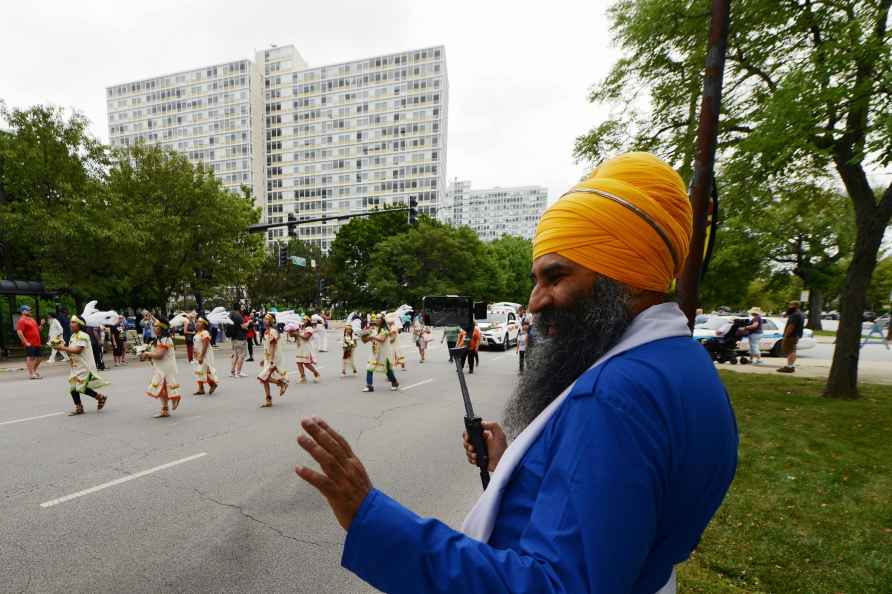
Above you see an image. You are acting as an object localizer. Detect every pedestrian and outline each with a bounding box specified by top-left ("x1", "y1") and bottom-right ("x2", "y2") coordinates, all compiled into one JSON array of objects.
[
  {"x1": 292, "y1": 317, "x2": 321, "y2": 383},
  {"x1": 228, "y1": 304, "x2": 250, "y2": 378},
  {"x1": 363, "y1": 316, "x2": 399, "y2": 392},
  {"x1": 110, "y1": 315, "x2": 126, "y2": 366},
  {"x1": 257, "y1": 313, "x2": 288, "y2": 407},
  {"x1": 778, "y1": 301, "x2": 805, "y2": 373},
  {"x1": 139, "y1": 315, "x2": 182, "y2": 418},
  {"x1": 55, "y1": 315, "x2": 109, "y2": 416},
  {"x1": 15, "y1": 305, "x2": 43, "y2": 379},
  {"x1": 441, "y1": 324, "x2": 460, "y2": 362},
  {"x1": 744, "y1": 307, "x2": 765, "y2": 364},
  {"x1": 191, "y1": 317, "x2": 219, "y2": 395},
  {"x1": 253, "y1": 311, "x2": 263, "y2": 345},
  {"x1": 183, "y1": 312, "x2": 197, "y2": 363},
  {"x1": 58, "y1": 308, "x2": 71, "y2": 344},
  {"x1": 45, "y1": 312, "x2": 69, "y2": 365},
  {"x1": 341, "y1": 325, "x2": 358, "y2": 376},
  {"x1": 210, "y1": 320, "x2": 219, "y2": 346},
  {"x1": 140, "y1": 311, "x2": 154, "y2": 345},
  {"x1": 245, "y1": 311, "x2": 256, "y2": 362},
  {"x1": 292, "y1": 151, "x2": 738, "y2": 593},
  {"x1": 861, "y1": 316, "x2": 890, "y2": 350},
  {"x1": 456, "y1": 320, "x2": 481, "y2": 374},
  {"x1": 516, "y1": 321, "x2": 530, "y2": 374}
]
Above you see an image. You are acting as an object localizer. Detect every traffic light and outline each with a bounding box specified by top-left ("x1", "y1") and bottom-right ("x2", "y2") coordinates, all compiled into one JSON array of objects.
[
  {"x1": 277, "y1": 243, "x2": 288, "y2": 267},
  {"x1": 409, "y1": 196, "x2": 418, "y2": 225}
]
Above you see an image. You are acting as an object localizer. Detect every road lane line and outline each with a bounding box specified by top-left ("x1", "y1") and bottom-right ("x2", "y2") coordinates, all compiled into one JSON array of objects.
[
  {"x1": 40, "y1": 452, "x2": 208, "y2": 508},
  {"x1": 0, "y1": 412, "x2": 66, "y2": 426},
  {"x1": 401, "y1": 378, "x2": 435, "y2": 391}
]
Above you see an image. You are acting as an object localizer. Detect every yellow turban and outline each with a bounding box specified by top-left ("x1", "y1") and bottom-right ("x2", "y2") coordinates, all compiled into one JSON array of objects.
[{"x1": 533, "y1": 152, "x2": 692, "y2": 292}]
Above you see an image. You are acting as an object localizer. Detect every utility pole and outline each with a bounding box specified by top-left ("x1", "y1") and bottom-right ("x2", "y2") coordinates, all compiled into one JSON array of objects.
[{"x1": 677, "y1": 0, "x2": 731, "y2": 329}]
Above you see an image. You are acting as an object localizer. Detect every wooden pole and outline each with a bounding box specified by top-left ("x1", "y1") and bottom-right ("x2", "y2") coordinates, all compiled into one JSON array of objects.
[{"x1": 678, "y1": 0, "x2": 731, "y2": 329}]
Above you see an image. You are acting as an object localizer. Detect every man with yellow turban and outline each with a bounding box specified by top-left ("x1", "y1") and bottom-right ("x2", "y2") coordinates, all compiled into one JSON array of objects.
[{"x1": 291, "y1": 153, "x2": 739, "y2": 594}]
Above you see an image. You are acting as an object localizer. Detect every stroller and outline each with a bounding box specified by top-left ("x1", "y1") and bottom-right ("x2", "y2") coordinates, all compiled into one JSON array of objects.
[{"x1": 702, "y1": 318, "x2": 751, "y2": 364}]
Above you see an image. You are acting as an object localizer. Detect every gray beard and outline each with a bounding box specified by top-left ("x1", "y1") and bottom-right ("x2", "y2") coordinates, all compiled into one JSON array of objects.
[{"x1": 503, "y1": 277, "x2": 633, "y2": 439}]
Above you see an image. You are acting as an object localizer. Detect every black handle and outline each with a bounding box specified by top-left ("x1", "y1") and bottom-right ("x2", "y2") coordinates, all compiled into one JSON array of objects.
[{"x1": 465, "y1": 416, "x2": 490, "y2": 489}]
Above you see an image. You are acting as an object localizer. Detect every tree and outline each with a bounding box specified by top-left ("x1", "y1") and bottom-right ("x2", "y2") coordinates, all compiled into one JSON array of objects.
[
  {"x1": 327, "y1": 208, "x2": 409, "y2": 310},
  {"x1": 246, "y1": 238, "x2": 324, "y2": 309},
  {"x1": 0, "y1": 103, "x2": 118, "y2": 306},
  {"x1": 365, "y1": 219, "x2": 504, "y2": 307},
  {"x1": 105, "y1": 143, "x2": 264, "y2": 311},
  {"x1": 575, "y1": 0, "x2": 892, "y2": 398},
  {"x1": 486, "y1": 235, "x2": 534, "y2": 306}
]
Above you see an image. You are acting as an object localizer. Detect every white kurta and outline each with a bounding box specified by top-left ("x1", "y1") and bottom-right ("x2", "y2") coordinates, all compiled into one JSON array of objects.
[
  {"x1": 67, "y1": 331, "x2": 108, "y2": 393},
  {"x1": 257, "y1": 328, "x2": 288, "y2": 383},
  {"x1": 145, "y1": 337, "x2": 181, "y2": 400},
  {"x1": 192, "y1": 329, "x2": 217, "y2": 384},
  {"x1": 295, "y1": 328, "x2": 316, "y2": 364}
]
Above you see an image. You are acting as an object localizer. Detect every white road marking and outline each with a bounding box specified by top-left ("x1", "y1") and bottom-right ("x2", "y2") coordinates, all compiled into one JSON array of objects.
[
  {"x1": 0, "y1": 412, "x2": 66, "y2": 427},
  {"x1": 401, "y1": 378, "x2": 435, "y2": 391},
  {"x1": 492, "y1": 354, "x2": 511, "y2": 361},
  {"x1": 40, "y1": 452, "x2": 208, "y2": 508}
]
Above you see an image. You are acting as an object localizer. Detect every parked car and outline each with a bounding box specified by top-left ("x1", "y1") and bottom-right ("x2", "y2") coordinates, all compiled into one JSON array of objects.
[
  {"x1": 478, "y1": 307, "x2": 520, "y2": 350},
  {"x1": 693, "y1": 315, "x2": 815, "y2": 357}
]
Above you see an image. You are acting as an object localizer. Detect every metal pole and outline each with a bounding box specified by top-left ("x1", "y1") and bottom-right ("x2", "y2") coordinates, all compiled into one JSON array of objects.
[{"x1": 677, "y1": 0, "x2": 731, "y2": 329}]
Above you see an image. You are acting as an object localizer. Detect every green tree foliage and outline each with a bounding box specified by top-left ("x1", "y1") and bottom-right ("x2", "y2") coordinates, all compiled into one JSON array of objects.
[
  {"x1": 866, "y1": 256, "x2": 892, "y2": 313},
  {"x1": 486, "y1": 235, "x2": 534, "y2": 305},
  {"x1": 0, "y1": 103, "x2": 116, "y2": 301},
  {"x1": 104, "y1": 143, "x2": 264, "y2": 310},
  {"x1": 575, "y1": 0, "x2": 892, "y2": 397},
  {"x1": 327, "y1": 208, "x2": 409, "y2": 309},
  {"x1": 246, "y1": 238, "x2": 324, "y2": 309}
]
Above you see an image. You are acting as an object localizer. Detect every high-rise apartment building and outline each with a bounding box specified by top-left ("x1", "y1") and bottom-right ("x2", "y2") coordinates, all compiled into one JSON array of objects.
[
  {"x1": 106, "y1": 58, "x2": 265, "y2": 201},
  {"x1": 444, "y1": 180, "x2": 548, "y2": 241},
  {"x1": 106, "y1": 44, "x2": 448, "y2": 252}
]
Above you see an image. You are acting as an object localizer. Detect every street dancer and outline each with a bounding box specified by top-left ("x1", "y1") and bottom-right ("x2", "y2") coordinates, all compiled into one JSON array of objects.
[
  {"x1": 192, "y1": 317, "x2": 219, "y2": 395},
  {"x1": 341, "y1": 325, "x2": 358, "y2": 376},
  {"x1": 54, "y1": 315, "x2": 109, "y2": 415},
  {"x1": 139, "y1": 315, "x2": 181, "y2": 418},
  {"x1": 257, "y1": 313, "x2": 288, "y2": 407},
  {"x1": 413, "y1": 313, "x2": 432, "y2": 363},
  {"x1": 45, "y1": 311, "x2": 68, "y2": 364},
  {"x1": 363, "y1": 316, "x2": 399, "y2": 392},
  {"x1": 293, "y1": 317, "x2": 321, "y2": 383},
  {"x1": 388, "y1": 314, "x2": 407, "y2": 372}
]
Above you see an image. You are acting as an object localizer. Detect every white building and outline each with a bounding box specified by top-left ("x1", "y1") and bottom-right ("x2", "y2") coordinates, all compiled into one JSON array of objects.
[
  {"x1": 106, "y1": 59, "x2": 265, "y2": 201},
  {"x1": 444, "y1": 180, "x2": 548, "y2": 241},
  {"x1": 107, "y1": 44, "x2": 448, "y2": 252}
]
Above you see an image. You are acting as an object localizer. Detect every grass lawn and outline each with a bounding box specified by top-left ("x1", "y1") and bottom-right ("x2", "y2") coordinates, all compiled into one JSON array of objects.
[
  {"x1": 813, "y1": 330, "x2": 837, "y2": 338},
  {"x1": 677, "y1": 372, "x2": 892, "y2": 593}
]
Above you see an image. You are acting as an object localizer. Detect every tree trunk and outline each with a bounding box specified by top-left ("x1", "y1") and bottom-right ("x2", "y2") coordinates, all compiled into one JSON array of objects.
[
  {"x1": 806, "y1": 288, "x2": 824, "y2": 331},
  {"x1": 824, "y1": 190, "x2": 889, "y2": 399}
]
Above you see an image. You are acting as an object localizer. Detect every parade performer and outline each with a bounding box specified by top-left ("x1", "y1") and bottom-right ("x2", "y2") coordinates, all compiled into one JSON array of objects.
[
  {"x1": 192, "y1": 317, "x2": 219, "y2": 395},
  {"x1": 54, "y1": 315, "x2": 109, "y2": 416},
  {"x1": 412, "y1": 314, "x2": 432, "y2": 363},
  {"x1": 387, "y1": 314, "x2": 407, "y2": 372},
  {"x1": 293, "y1": 152, "x2": 738, "y2": 594},
  {"x1": 292, "y1": 317, "x2": 321, "y2": 383},
  {"x1": 341, "y1": 325, "x2": 358, "y2": 376},
  {"x1": 45, "y1": 312, "x2": 68, "y2": 364},
  {"x1": 312, "y1": 312, "x2": 329, "y2": 352},
  {"x1": 362, "y1": 316, "x2": 399, "y2": 392},
  {"x1": 139, "y1": 316, "x2": 181, "y2": 418},
  {"x1": 257, "y1": 313, "x2": 288, "y2": 407}
]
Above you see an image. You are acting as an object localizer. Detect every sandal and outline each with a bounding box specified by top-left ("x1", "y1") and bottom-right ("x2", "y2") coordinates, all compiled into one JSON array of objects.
[
  {"x1": 259, "y1": 399, "x2": 273, "y2": 408},
  {"x1": 193, "y1": 390, "x2": 205, "y2": 396},
  {"x1": 279, "y1": 383, "x2": 288, "y2": 397},
  {"x1": 97, "y1": 395, "x2": 108, "y2": 410},
  {"x1": 208, "y1": 383, "x2": 218, "y2": 395},
  {"x1": 154, "y1": 409, "x2": 170, "y2": 418},
  {"x1": 172, "y1": 398, "x2": 180, "y2": 411},
  {"x1": 67, "y1": 406, "x2": 85, "y2": 416}
]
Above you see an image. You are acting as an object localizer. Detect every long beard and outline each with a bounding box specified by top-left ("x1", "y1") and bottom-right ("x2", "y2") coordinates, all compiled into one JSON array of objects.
[{"x1": 503, "y1": 277, "x2": 633, "y2": 439}]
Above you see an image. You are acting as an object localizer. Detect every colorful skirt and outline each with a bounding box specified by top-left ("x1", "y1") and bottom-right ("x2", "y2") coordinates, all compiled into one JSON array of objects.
[
  {"x1": 146, "y1": 371, "x2": 181, "y2": 402},
  {"x1": 193, "y1": 360, "x2": 218, "y2": 384},
  {"x1": 257, "y1": 360, "x2": 288, "y2": 384},
  {"x1": 69, "y1": 369, "x2": 110, "y2": 394}
]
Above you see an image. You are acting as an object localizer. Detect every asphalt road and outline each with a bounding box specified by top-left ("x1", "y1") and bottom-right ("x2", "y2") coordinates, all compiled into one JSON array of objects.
[{"x1": 0, "y1": 332, "x2": 520, "y2": 593}]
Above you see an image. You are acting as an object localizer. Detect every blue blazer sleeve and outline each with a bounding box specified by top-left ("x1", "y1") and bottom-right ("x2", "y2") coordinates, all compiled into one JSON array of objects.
[{"x1": 341, "y1": 384, "x2": 667, "y2": 594}]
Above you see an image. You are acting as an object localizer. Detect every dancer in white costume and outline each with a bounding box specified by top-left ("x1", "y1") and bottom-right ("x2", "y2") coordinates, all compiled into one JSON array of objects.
[
  {"x1": 54, "y1": 315, "x2": 109, "y2": 415},
  {"x1": 192, "y1": 317, "x2": 219, "y2": 395},
  {"x1": 257, "y1": 314, "x2": 288, "y2": 407},
  {"x1": 139, "y1": 315, "x2": 181, "y2": 418}
]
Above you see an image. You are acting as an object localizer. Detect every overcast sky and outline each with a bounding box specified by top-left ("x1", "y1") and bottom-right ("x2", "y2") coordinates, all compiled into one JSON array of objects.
[{"x1": 0, "y1": 0, "x2": 620, "y2": 202}]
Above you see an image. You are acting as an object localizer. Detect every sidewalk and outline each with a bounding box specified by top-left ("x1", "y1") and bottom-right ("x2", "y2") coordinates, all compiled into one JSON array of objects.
[{"x1": 717, "y1": 357, "x2": 892, "y2": 385}]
